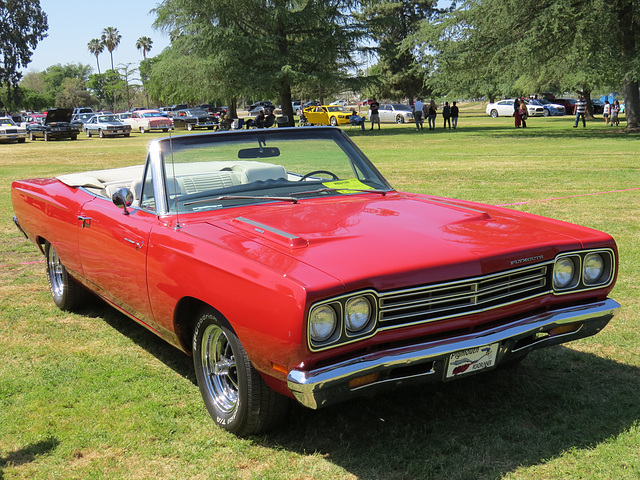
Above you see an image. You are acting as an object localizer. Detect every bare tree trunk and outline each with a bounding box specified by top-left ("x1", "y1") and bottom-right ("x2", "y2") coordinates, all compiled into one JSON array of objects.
[{"x1": 618, "y1": 0, "x2": 639, "y2": 130}]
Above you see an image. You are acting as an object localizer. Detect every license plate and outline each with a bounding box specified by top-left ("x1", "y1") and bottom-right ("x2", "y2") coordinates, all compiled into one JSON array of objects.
[{"x1": 446, "y1": 343, "x2": 499, "y2": 379}]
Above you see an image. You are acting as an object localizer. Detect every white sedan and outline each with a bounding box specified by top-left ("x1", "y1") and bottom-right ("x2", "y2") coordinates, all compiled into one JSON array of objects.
[
  {"x1": 0, "y1": 116, "x2": 27, "y2": 143},
  {"x1": 486, "y1": 99, "x2": 544, "y2": 118},
  {"x1": 368, "y1": 103, "x2": 415, "y2": 123}
]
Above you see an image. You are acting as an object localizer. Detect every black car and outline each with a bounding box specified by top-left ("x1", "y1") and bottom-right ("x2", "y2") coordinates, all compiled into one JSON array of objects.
[
  {"x1": 171, "y1": 109, "x2": 218, "y2": 131},
  {"x1": 246, "y1": 100, "x2": 275, "y2": 111},
  {"x1": 591, "y1": 99, "x2": 605, "y2": 114},
  {"x1": 27, "y1": 108, "x2": 80, "y2": 141}
]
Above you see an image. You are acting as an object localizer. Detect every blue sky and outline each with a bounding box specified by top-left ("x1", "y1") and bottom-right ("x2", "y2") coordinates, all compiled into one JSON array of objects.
[{"x1": 23, "y1": 0, "x2": 171, "y2": 74}]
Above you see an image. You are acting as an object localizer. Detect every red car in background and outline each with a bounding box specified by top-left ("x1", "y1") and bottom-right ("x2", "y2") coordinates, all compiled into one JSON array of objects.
[{"x1": 12, "y1": 127, "x2": 620, "y2": 436}]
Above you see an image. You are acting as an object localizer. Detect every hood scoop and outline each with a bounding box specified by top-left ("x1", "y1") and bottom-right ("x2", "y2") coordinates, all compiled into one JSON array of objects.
[{"x1": 231, "y1": 216, "x2": 309, "y2": 249}]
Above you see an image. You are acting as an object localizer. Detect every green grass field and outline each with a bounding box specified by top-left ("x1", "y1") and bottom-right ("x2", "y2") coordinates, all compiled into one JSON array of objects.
[{"x1": 1, "y1": 105, "x2": 639, "y2": 479}]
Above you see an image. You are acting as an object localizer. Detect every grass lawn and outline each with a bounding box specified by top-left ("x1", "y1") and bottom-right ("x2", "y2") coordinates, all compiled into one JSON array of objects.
[{"x1": 1, "y1": 105, "x2": 639, "y2": 480}]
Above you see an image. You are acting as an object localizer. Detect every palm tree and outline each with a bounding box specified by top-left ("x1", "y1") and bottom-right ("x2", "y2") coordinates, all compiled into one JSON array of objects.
[
  {"x1": 101, "y1": 26, "x2": 122, "y2": 71},
  {"x1": 87, "y1": 38, "x2": 104, "y2": 74},
  {"x1": 136, "y1": 36, "x2": 153, "y2": 60}
]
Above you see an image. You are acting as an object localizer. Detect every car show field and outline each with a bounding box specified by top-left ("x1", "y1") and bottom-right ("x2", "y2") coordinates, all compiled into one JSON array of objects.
[{"x1": 1, "y1": 104, "x2": 638, "y2": 479}]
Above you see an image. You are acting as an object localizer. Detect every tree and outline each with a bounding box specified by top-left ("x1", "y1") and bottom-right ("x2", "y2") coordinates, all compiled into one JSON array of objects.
[
  {"x1": 153, "y1": 0, "x2": 367, "y2": 125},
  {"x1": 55, "y1": 77, "x2": 96, "y2": 108},
  {"x1": 136, "y1": 36, "x2": 153, "y2": 59},
  {"x1": 0, "y1": 0, "x2": 48, "y2": 103},
  {"x1": 415, "y1": 0, "x2": 640, "y2": 129},
  {"x1": 88, "y1": 38, "x2": 104, "y2": 74},
  {"x1": 101, "y1": 26, "x2": 122, "y2": 71},
  {"x1": 87, "y1": 70, "x2": 124, "y2": 110},
  {"x1": 360, "y1": 0, "x2": 441, "y2": 102}
]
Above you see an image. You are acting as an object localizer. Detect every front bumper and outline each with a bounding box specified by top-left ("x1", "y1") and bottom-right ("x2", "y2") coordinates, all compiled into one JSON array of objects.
[{"x1": 287, "y1": 298, "x2": 620, "y2": 409}]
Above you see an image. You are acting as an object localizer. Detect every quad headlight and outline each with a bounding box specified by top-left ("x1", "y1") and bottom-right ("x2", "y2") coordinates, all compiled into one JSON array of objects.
[
  {"x1": 553, "y1": 249, "x2": 614, "y2": 293},
  {"x1": 308, "y1": 292, "x2": 378, "y2": 350}
]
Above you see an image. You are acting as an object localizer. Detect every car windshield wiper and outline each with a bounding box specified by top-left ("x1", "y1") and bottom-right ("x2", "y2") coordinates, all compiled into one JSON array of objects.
[
  {"x1": 291, "y1": 187, "x2": 389, "y2": 197},
  {"x1": 183, "y1": 195, "x2": 299, "y2": 206}
]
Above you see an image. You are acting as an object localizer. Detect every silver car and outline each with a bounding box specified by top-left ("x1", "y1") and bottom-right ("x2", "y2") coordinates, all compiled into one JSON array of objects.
[
  {"x1": 84, "y1": 114, "x2": 132, "y2": 138},
  {"x1": 369, "y1": 103, "x2": 415, "y2": 123}
]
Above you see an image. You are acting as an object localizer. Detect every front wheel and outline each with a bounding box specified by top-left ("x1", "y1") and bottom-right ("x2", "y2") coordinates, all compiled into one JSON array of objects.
[
  {"x1": 98, "y1": 129, "x2": 105, "y2": 138},
  {"x1": 490, "y1": 109, "x2": 498, "y2": 118},
  {"x1": 86, "y1": 129, "x2": 92, "y2": 137},
  {"x1": 29, "y1": 132, "x2": 36, "y2": 141},
  {"x1": 329, "y1": 116, "x2": 338, "y2": 126},
  {"x1": 543, "y1": 109, "x2": 550, "y2": 117},
  {"x1": 396, "y1": 115, "x2": 404, "y2": 124},
  {"x1": 187, "y1": 123, "x2": 194, "y2": 131},
  {"x1": 192, "y1": 311, "x2": 288, "y2": 436},
  {"x1": 45, "y1": 242, "x2": 85, "y2": 311}
]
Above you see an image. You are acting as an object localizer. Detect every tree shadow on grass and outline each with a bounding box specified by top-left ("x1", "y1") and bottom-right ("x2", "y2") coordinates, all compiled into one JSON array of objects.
[
  {"x1": 265, "y1": 346, "x2": 640, "y2": 480},
  {"x1": 0, "y1": 437, "x2": 59, "y2": 480},
  {"x1": 342, "y1": 122, "x2": 638, "y2": 141}
]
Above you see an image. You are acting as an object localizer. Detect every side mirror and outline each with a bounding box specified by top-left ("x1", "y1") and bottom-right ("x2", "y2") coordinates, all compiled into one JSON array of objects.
[{"x1": 112, "y1": 187, "x2": 134, "y2": 215}]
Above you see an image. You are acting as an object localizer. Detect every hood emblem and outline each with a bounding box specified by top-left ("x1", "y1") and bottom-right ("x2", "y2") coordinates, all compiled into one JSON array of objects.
[{"x1": 510, "y1": 255, "x2": 544, "y2": 266}]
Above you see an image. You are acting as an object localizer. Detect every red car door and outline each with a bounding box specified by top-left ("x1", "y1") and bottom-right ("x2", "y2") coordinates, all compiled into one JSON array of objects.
[{"x1": 77, "y1": 197, "x2": 159, "y2": 331}]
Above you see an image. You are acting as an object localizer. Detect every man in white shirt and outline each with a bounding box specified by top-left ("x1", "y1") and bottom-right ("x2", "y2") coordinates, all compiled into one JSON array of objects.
[{"x1": 413, "y1": 98, "x2": 424, "y2": 130}]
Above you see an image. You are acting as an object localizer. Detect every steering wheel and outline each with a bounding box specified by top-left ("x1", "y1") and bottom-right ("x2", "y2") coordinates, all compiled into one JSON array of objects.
[{"x1": 299, "y1": 170, "x2": 339, "y2": 181}]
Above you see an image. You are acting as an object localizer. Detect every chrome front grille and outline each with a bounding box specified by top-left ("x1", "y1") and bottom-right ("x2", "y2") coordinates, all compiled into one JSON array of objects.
[{"x1": 379, "y1": 263, "x2": 551, "y2": 329}]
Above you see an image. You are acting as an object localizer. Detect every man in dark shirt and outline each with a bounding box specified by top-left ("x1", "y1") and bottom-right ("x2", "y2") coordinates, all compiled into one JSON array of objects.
[
  {"x1": 369, "y1": 99, "x2": 380, "y2": 130},
  {"x1": 450, "y1": 101, "x2": 459, "y2": 129}
]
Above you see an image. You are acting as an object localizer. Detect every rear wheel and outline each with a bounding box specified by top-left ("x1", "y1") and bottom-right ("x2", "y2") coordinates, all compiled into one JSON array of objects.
[
  {"x1": 44, "y1": 132, "x2": 50, "y2": 141},
  {"x1": 192, "y1": 310, "x2": 288, "y2": 436},
  {"x1": 490, "y1": 109, "x2": 499, "y2": 118},
  {"x1": 86, "y1": 129, "x2": 92, "y2": 137},
  {"x1": 45, "y1": 242, "x2": 85, "y2": 311},
  {"x1": 396, "y1": 115, "x2": 404, "y2": 124},
  {"x1": 29, "y1": 132, "x2": 36, "y2": 141},
  {"x1": 187, "y1": 123, "x2": 195, "y2": 131},
  {"x1": 140, "y1": 126, "x2": 146, "y2": 133},
  {"x1": 543, "y1": 109, "x2": 550, "y2": 117}
]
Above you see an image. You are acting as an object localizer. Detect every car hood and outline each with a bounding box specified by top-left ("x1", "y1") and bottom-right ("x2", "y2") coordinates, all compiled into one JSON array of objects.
[
  {"x1": 196, "y1": 193, "x2": 609, "y2": 292},
  {"x1": 45, "y1": 108, "x2": 73, "y2": 124}
]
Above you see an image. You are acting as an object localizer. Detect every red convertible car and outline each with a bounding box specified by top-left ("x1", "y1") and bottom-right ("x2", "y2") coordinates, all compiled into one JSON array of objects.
[{"x1": 12, "y1": 127, "x2": 620, "y2": 435}]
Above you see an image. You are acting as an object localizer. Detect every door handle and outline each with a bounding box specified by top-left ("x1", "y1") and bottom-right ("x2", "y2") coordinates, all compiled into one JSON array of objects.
[
  {"x1": 124, "y1": 238, "x2": 144, "y2": 250},
  {"x1": 78, "y1": 216, "x2": 91, "y2": 228}
]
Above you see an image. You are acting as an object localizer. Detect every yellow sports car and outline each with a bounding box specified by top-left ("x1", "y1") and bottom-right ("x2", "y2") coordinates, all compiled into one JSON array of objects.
[{"x1": 303, "y1": 105, "x2": 353, "y2": 126}]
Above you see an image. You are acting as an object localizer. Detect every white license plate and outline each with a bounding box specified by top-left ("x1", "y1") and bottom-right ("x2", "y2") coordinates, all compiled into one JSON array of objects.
[{"x1": 446, "y1": 343, "x2": 499, "y2": 379}]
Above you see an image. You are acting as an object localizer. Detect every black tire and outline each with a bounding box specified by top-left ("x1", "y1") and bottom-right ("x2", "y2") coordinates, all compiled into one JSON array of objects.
[
  {"x1": 490, "y1": 109, "x2": 498, "y2": 118},
  {"x1": 18, "y1": 137, "x2": 26, "y2": 143},
  {"x1": 192, "y1": 310, "x2": 288, "y2": 436},
  {"x1": 29, "y1": 132, "x2": 36, "y2": 141},
  {"x1": 71, "y1": 135, "x2": 77, "y2": 140},
  {"x1": 140, "y1": 127, "x2": 146, "y2": 133},
  {"x1": 44, "y1": 132, "x2": 50, "y2": 141},
  {"x1": 396, "y1": 115, "x2": 404, "y2": 124},
  {"x1": 187, "y1": 123, "x2": 194, "y2": 131},
  {"x1": 124, "y1": 133, "x2": 130, "y2": 137},
  {"x1": 329, "y1": 116, "x2": 338, "y2": 126},
  {"x1": 543, "y1": 109, "x2": 550, "y2": 117},
  {"x1": 98, "y1": 129, "x2": 104, "y2": 138},
  {"x1": 86, "y1": 129, "x2": 92, "y2": 137},
  {"x1": 45, "y1": 242, "x2": 85, "y2": 311}
]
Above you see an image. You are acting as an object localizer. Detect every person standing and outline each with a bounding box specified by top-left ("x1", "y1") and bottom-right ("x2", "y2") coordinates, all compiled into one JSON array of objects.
[
  {"x1": 519, "y1": 101, "x2": 528, "y2": 128},
  {"x1": 514, "y1": 98, "x2": 521, "y2": 127},
  {"x1": 603, "y1": 100, "x2": 611, "y2": 125},
  {"x1": 442, "y1": 101, "x2": 451, "y2": 129},
  {"x1": 450, "y1": 101, "x2": 459, "y2": 129},
  {"x1": 369, "y1": 98, "x2": 380, "y2": 130},
  {"x1": 413, "y1": 98, "x2": 424, "y2": 130},
  {"x1": 427, "y1": 100, "x2": 437, "y2": 130},
  {"x1": 574, "y1": 95, "x2": 587, "y2": 128}
]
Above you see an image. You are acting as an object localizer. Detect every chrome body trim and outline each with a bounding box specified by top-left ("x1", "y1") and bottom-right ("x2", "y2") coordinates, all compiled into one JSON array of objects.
[{"x1": 289, "y1": 298, "x2": 620, "y2": 409}]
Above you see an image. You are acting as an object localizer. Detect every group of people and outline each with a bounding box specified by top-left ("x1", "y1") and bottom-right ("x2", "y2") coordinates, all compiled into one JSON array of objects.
[
  {"x1": 602, "y1": 99, "x2": 622, "y2": 127},
  {"x1": 245, "y1": 108, "x2": 276, "y2": 129},
  {"x1": 348, "y1": 98, "x2": 460, "y2": 131},
  {"x1": 513, "y1": 98, "x2": 529, "y2": 128},
  {"x1": 413, "y1": 99, "x2": 459, "y2": 130}
]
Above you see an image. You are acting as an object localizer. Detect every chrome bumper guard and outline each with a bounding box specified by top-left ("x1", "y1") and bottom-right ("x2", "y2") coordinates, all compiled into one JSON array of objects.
[{"x1": 287, "y1": 298, "x2": 620, "y2": 409}]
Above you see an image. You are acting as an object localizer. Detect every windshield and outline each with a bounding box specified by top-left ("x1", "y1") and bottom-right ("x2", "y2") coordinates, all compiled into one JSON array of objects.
[
  {"x1": 153, "y1": 128, "x2": 392, "y2": 213},
  {"x1": 98, "y1": 115, "x2": 118, "y2": 122},
  {"x1": 326, "y1": 106, "x2": 349, "y2": 113},
  {"x1": 143, "y1": 112, "x2": 163, "y2": 117},
  {"x1": 1, "y1": 117, "x2": 17, "y2": 126}
]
